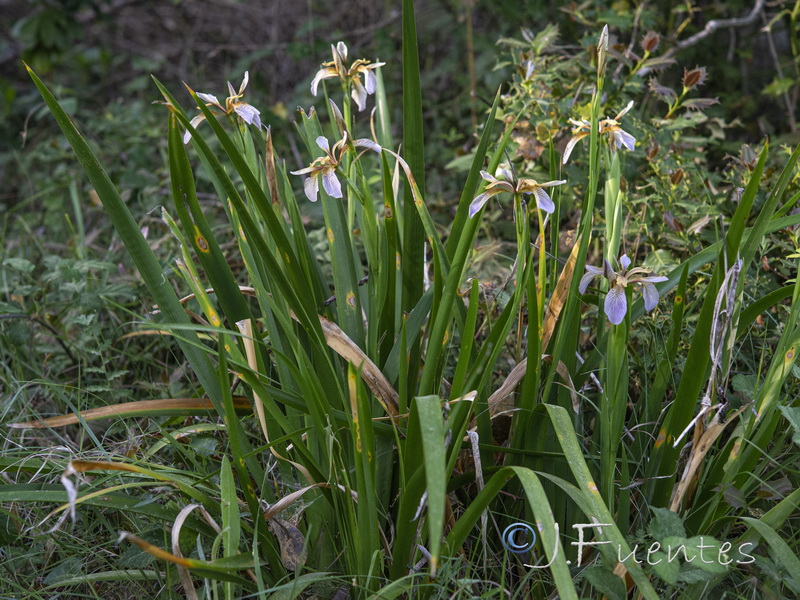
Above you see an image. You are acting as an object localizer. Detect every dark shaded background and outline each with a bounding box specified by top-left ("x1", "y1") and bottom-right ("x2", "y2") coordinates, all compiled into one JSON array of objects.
[{"x1": 1, "y1": 0, "x2": 797, "y2": 208}]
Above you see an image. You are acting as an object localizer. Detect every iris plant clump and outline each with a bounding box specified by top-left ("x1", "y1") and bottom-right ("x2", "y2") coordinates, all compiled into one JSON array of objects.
[{"x1": 19, "y1": 9, "x2": 800, "y2": 600}]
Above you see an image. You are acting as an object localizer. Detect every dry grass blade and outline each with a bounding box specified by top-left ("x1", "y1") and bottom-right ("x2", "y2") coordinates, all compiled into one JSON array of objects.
[
  {"x1": 118, "y1": 530, "x2": 253, "y2": 585},
  {"x1": 465, "y1": 237, "x2": 581, "y2": 427},
  {"x1": 173, "y1": 503, "x2": 257, "y2": 585},
  {"x1": 119, "y1": 531, "x2": 195, "y2": 568},
  {"x1": 263, "y1": 483, "x2": 326, "y2": 521},
  {"x1": 236, "y1": 319, "x2": 269, "y2": 439},
  {"x1": 70, "y1": 460, "x2": 148, "y2": 474},
  {"x1": 485, "y1": 360, "x2": 527, "y2": 418},
  {"x1": 465, "y1": 430, "x2": 488, "y2": 570},
  {"x1": 261, "y1": 482, "x2": 393, "y2": 556},
  {"x1": 267, "y1": 442, "x2": 315, "y2": 488},
  {"x1": 40, "y1": 462, "x2": 80, "y2": 534},
  {"x1": 172, "y1": 504, "x2": 204, "y2": 600},
  {"x1": 7, "y1": 397, "x2": 251, "y2": 429},
  {"x1": 62, "y1": 460, "x2": 216, "y2": 508},
  {"x1": 112, "y1": 329, "x2": 174, "y2": 343},
  {"x1": 474, "y1": 238, "x2": 581, "y2": 426}
]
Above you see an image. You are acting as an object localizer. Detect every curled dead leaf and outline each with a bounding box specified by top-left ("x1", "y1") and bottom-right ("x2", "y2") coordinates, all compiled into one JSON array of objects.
[{"x1": 268, "y1": 518, "x2": 307, "y2": 571}]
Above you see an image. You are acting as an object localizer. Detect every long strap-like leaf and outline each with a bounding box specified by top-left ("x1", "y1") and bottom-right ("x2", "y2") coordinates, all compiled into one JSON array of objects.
[
  {"x1": 26, "y1": 65, "x2": 225, "y2": 416},
  {"x1": 401, "y1": 0, "x2": 425, "y2": 396}
]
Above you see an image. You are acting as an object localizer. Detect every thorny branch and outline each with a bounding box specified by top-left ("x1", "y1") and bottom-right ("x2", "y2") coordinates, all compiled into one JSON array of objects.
[{"x1": 664, "y1": 0, "x2": 766, "y2": 59}]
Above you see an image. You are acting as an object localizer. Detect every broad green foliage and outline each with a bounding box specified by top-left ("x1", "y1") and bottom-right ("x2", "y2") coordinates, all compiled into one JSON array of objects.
[{"x1": 5, "y1": 4, "x2": 800, "y2": 598}]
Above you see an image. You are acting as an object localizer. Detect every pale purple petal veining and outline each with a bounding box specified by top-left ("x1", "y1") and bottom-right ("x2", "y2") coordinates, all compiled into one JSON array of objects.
[
  {"x1": 533, "y1": 187, "x2": 555, "y2": 214},
  {"x1": 641, "y1": 283, "x2": 659, "y2": 311},
  {"x1": 322, "y1": 169, "x2": 343, "y2": 198},
  {"x1": 303, "y1": 175, "x2": 319, "y2": 202},
  {"x1": 469, "y1": 193, "x2": 490, "y2": 218},
  {"x1": 605, "y1": 285, "x2": 628, "y2": 325}
]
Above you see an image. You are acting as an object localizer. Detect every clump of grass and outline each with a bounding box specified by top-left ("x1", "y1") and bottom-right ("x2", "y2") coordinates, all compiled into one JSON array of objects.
[{"x1": 5, "y1": 3, "x2": 800, "y2": 598}]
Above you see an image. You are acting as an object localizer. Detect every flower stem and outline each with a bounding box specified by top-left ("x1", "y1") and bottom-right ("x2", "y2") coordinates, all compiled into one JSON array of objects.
[
  {"x1": 664, "y1": 88, "x2": 688, "y2": 119},
  {"x1": 601, "y1": 298, "x2": 630, "y2": 520},
  {"x1": 535, "y1": 205, "x2": 547, "y2": 321}
]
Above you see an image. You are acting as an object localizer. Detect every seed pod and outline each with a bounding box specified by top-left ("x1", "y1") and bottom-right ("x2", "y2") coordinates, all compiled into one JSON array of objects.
[
  {"x1": 683, "y1": 66, "x2": 708, "y2": 90},
  {"x1": 641, "y1": 31, "x2": 660, "y2": 53},
  {"x1": 597, "y1": 25, "x2": 609, "y2": 77}
]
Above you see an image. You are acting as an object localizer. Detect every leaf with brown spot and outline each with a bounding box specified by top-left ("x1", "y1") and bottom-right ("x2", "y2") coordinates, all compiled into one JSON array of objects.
[{"x1": 682, "y1": 66, "x2": 708, "y2": 90}]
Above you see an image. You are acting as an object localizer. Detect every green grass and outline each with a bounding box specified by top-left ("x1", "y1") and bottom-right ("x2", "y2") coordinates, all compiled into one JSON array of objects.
[{"x1": 3, "y1": 5, "x2": 800, "y2": 599}]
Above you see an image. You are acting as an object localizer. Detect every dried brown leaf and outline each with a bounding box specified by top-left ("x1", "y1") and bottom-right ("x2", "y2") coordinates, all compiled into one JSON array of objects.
[
  {"x1": 318, "y1": 316, "x2": 399, "y2": 417},
  {"x1": 7, "y1": 397, "x2": 251, "y2": 429},
  {"x1": 118, "y1": 531, "x2": 194, "y2": 568},
  {"x1": 542, "y1": 234, "x2": 581, "y2": 351},
  {"x1": 268, "y1": 518, "x2": 307, "y2": 571},
  {"x1": 172, "y1": 504, "x2": 205, "y2": 600},
  {"x1": 670, "y1": 404, "x2": 748, "y2": 512}
]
